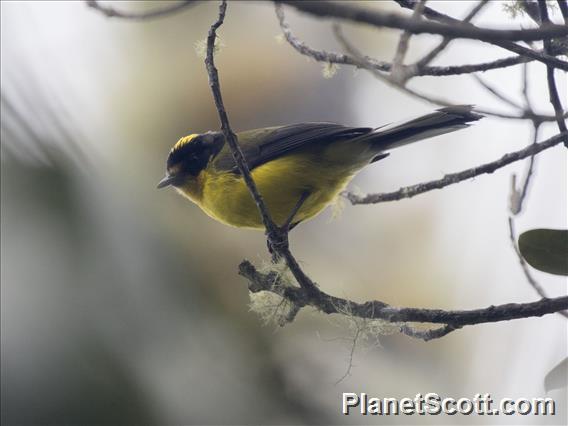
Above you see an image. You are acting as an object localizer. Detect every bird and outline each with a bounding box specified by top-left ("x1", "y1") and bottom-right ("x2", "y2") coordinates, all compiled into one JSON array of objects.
[{"x1": 158, "y1": 105, "x2": 482, "y2": 230}]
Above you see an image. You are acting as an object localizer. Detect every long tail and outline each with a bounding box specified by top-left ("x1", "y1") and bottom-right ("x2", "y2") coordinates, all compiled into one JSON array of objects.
[{"x1": 364, "y1": 105, "x2": 483, "y2": 151}]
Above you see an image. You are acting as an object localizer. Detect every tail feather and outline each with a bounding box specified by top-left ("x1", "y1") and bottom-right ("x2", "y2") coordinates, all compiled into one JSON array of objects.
[{"x1": 364, "y1": 105, "x2": 483, "y2": 151}]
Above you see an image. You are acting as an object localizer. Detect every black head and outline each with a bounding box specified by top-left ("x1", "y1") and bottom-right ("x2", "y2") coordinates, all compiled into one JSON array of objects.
[{"x1": 157, "y1": 131, "x2": 224, "y2": 188}]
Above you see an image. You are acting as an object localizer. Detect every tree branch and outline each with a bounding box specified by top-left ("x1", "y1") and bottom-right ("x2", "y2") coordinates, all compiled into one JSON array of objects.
[
  {"x1": 276, "y1": 3, "x2": 564, "y2": 77},
  {"x1": 204, "y1": 1, "x2": 320, "y2": 296},
  {"x1": 279, "y1": 0, "x2": 568, "y2": 42},
  {"x1": 86, "y1": 0, "x2": 197, "y2": 20},
  {"x1": 538, "y1": 0, "x2": 568, "y2": 147},
  {"x1": 347, "y1": 131, "x2": 566, "y2": 204},
  {"x1": 239, "y1": 260, "x2": 568, "y2": 341},
  {"x1": 393, "y1": 0, "x2": 568, "y2": 71},
  {"x1": 275, "y1": 4, "x2": 564, "y2": 77},
  {"x1": 205, "y1": 1, "x2": 280, "y2": 237},
  {"x1": 277, "y1": 5, "x2": 564, "y2": 123},
  {"x1": 333, "y1": 24, "x2": 564, "y2": 123}
]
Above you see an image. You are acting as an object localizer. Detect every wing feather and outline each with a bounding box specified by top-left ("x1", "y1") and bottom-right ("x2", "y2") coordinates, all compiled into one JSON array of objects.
[{"x1": 213, "y1": 122, "x2": 371, "y2": 173}]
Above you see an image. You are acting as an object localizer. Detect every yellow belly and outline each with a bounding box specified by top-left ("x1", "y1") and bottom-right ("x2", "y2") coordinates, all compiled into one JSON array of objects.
[{"x1": 186, "y1": 152, "x2": 361, "y2": 229}]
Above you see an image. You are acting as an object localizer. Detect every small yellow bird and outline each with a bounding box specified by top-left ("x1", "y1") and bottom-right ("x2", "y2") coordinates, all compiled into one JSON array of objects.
[{"x1": 158, "y1": 106, "x2": 481, "y2": 230}]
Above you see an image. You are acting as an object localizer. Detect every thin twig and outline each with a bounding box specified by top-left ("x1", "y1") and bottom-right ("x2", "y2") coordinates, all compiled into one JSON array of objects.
[
  {"x1": 391, "y1": 0, "x2": 427, "y2": 84},
  {"x1": 419, "y1": 42, "x2": 567, "y2": 74},
  {"x1": 472, "y1": 74, "x2": 524, "y2": 110},
  {"x1": 86, "y1": 0, "x2": 197, "y2": 20},
  {"x1": 333, "y1": 23, "x2": 455, "y2": 106},
  {"x1": 334, "y1": 326, "x2": 360, "y2": 385},
  {"x1": 521, "y1": 62, "x2": 534, "y2": 114},
  {"x1": 414, "y1": 0, "x2": 489, "y2": 70},
  {"x1": 347, "y1": 132, "x2": 566, "y2": 204},
  {"x1": 510, "y1": 124, "x2": 540, "y2": 215}
]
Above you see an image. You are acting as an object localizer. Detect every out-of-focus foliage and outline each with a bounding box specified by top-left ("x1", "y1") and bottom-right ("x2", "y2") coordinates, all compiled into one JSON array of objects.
[{"x1": 519, "y1": 229, "x2": 568, "y2": 276}]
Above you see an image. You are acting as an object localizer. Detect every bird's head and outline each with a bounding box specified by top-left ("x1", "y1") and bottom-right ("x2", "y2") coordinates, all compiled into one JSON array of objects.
[{"x1": 157, "y1": 131, "x2": 224, "y2": 189}]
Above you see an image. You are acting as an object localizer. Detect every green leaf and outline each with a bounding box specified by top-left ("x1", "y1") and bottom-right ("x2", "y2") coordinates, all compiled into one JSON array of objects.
[
  {"x1": 518, "y1": 229, "x2": 568, "y2": 276},
  {"x1": 545, "y1": 357, "x2": 568, "y2": 393}
]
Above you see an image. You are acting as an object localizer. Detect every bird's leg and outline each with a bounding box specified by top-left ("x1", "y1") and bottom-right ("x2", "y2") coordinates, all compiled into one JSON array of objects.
[
  {"x1": 282, "y1": 190, "x2": 310, "y2": 233},
  {"x1": 267, "y1": 191, "x2": 310, "y2": 260}
]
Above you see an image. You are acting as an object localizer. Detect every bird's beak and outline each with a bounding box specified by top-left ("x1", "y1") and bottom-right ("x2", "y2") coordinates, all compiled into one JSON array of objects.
[{"x1": 157, "y1": 174, "x2": 176, "y2": 189}]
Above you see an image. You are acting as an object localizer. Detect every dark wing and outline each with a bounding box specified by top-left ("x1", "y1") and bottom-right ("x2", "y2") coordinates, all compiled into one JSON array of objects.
[{"x1": 213, "y1": 122, "x2": 372, "y2": 173}]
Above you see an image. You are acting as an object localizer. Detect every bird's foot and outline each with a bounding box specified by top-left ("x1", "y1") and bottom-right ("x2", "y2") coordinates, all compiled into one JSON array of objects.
[{"x1": 267, "y1": 226, "x2": 290, "y2": 261}]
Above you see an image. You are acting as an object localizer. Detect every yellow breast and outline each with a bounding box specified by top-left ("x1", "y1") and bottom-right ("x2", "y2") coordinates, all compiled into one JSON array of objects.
[{"x1": 177, "y1": 152, "x2": 359, "y2": 229}]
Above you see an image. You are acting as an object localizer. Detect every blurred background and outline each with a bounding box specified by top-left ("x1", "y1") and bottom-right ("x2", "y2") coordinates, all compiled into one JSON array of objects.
[{"x1": 1, "y1": 1, "x2": 566, "y2": 424}]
